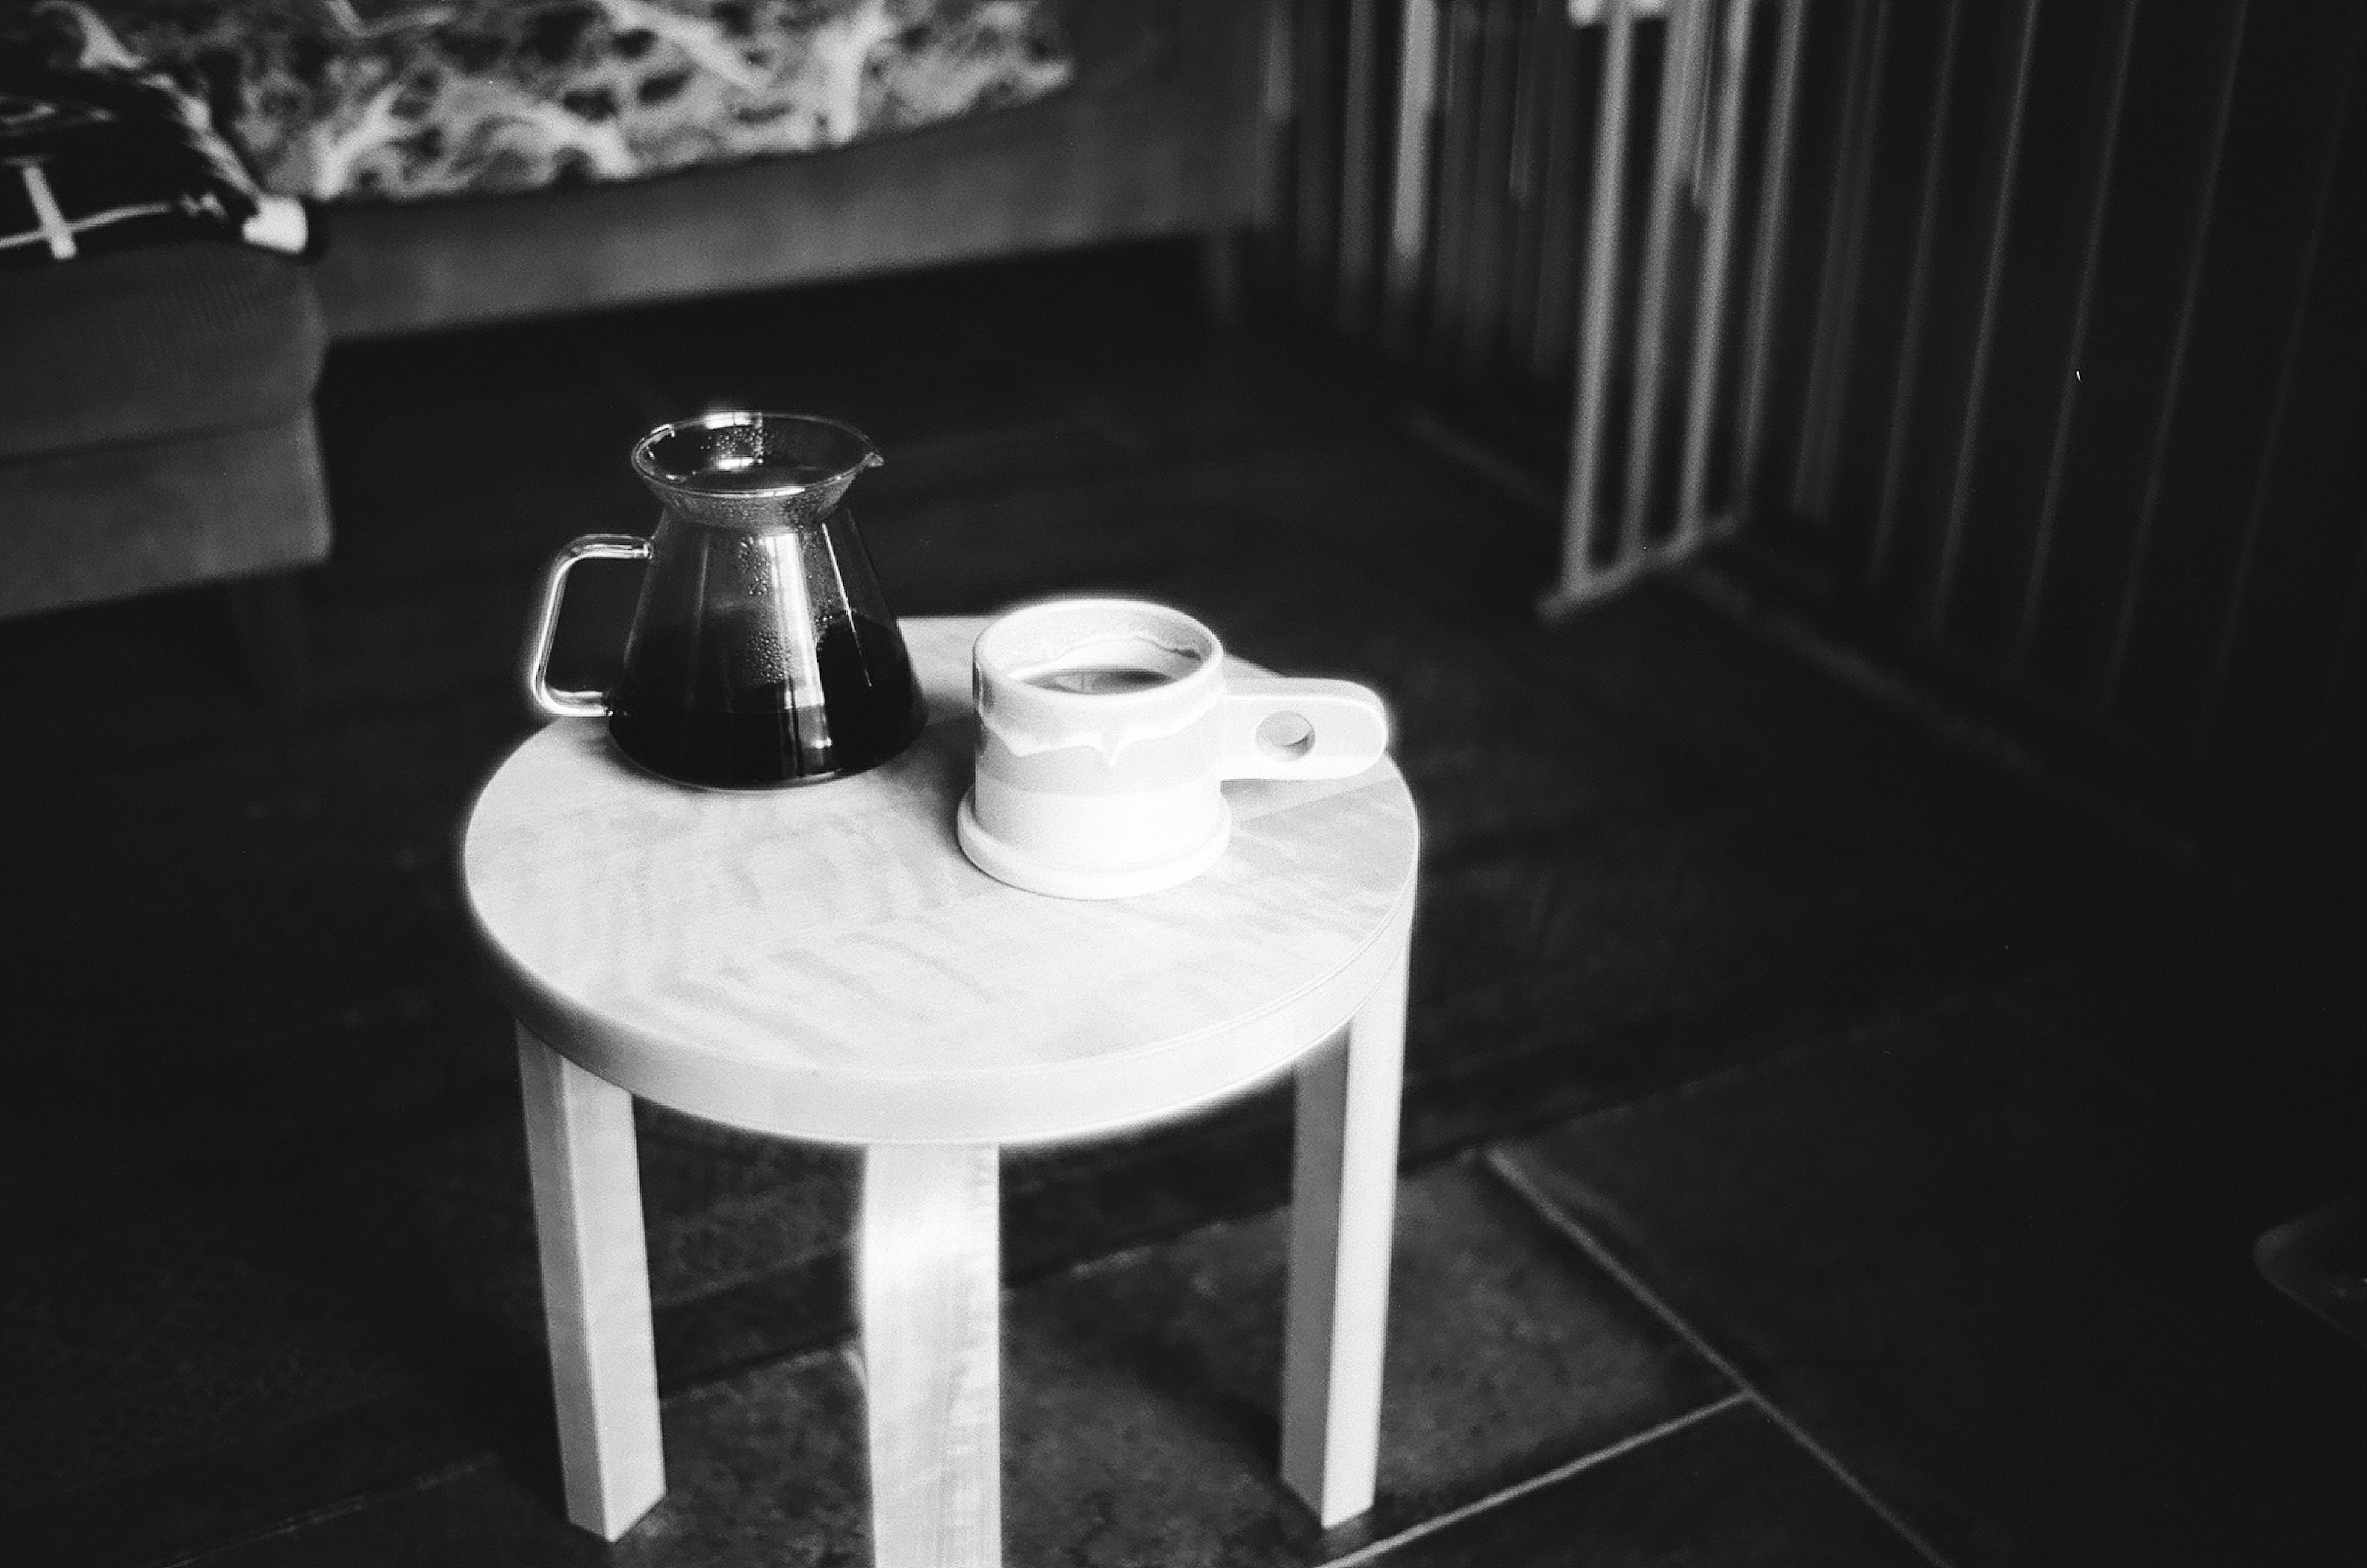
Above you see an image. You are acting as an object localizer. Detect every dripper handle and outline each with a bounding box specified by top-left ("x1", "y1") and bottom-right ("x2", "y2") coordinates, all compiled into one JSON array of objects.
[
  {"x1": 523, "y1": 534, "x2": 652, "y2": 720},
  {"x1": 1214, "y1": 678, "x2": 1391, "y2": 780}
]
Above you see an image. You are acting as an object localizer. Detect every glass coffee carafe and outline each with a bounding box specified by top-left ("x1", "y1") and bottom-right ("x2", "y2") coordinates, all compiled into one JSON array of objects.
[{"x1": 523, "y1": 411, "x2": 926, "y2": 789}]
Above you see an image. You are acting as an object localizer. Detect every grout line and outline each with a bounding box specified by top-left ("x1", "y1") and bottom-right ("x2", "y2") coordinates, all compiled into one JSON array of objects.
[
  {"x1": 1988, "y1": 984, "x2": 2161, "y2": 1105},
  {"x1": 1318, "y1": 1391, "x2": 1752, "y2": 1568},
  {"x1": 1399, "y1": 407, "x2": 1561, "y2": 515},
  {"x1": 155, "y1": 1455, "x2": 497, "y2": 1568},
  {"x1": 1985, "y1": 982, "x2": 2261, "y2": 1156},
  {"x1": 1674, "y1": 562, "x2": 2232, "y2": 893},
  {"x1": 1481, "y1": 1148, "x2": 1960, "y2": 1568},
  {"x1": 1465, "y1": 981, "x2": 2005, "y2": 1140},
  {"x1": 1016, "y1": 372, "x2": 1161, "y2": 462}
]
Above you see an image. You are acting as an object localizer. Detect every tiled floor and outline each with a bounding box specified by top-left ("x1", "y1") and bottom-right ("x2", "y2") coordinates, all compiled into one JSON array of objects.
[
  {"x1": 1, "y1": 240, "x2": 2361, "y2": 1566},
  {"x1": 1495, "y1": 997, "x2": 2367, "y2": 1566}
]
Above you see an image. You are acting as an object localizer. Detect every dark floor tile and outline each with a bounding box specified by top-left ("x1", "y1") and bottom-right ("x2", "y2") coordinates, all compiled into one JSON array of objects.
[
  {"x1": 1408, "y1": 799, "x2": 2041, "y2": 1087},
  {"x1": 316, "y1": 341, "x2": 652, "y2": 589},
  {"x1": 1010, "y1": 314, "x2": 1408, "y2": 470},
  {"x1": 1, "y1": 1100, "x2": 1720, "y2": 1564},
  {"x1": 1532, "y1": 576, "x2": 2179, "y2": 907},
  {"x1": 309, "y1": 561, "x2": 562, "y2": 711},
  {"x1": 2001, "y1": 921, "x2": 2367, "y2": 1212},
  {"x1": 549, "y1": 237, "x2": 1290, "y2": 488},
  {"x1": 185, "y1": 1354, "x2": 875, "y2": 1568},
  {"x1": 1177, "y1": 434, "x2": 1561, "y2": 626},
  {"x1": 1497, "y1": 995, "x2": 2367, "y2": 1567},
  {"x1": 568, "y1": 325, "x2": 1148, "y2": 512},
  {"x1": 1527, "y1": 576, "x2": 1979, "y2": 828},
  {"x1": 1388, "y1": 710, "x2": 2124, "y2": 1156},
  {"x1": 852, "y1": 420, "x2": 1140, "y2": 509},
  {"x1": 184, "y1": 1161, "x2": 1727, "y2": 1568},
  {"x1": 2, "y1": 1388, "x2": 550, "y2": 1568},
  {"x1": 0, "y1": 1066, "x2": 865, "y2": 1542},
  {"x1": 0, "y1": 1099, "x2": 859, "y2": 1566},
  {"x1": 634, "y1": 1114, "x2": 857, "y2": 1313},
  {"x1": 313, "y1": 316, "x2": 633, "y2": 427},
  {"x1": 855, "y1": 452, "x2": 1293, "y2": 615},
  {"x1": 314, "y1": 382, "x2": 648, "y2": 574},
  {"x1": 1361, "y1": 1399, "x2": 1926, "y2": 1568},
  {"x1": 578, "y1": 242, "x2": 1194, "y2": 393},
  {"x1": 0, "y1": 695, "x2": 532, "y2": 1199},
  {"x1": 1005, "y1": 1158, "x2": 1729, "y2": 1563},
  {"x1": 0, "y1": 598, "x2": 268, "y2": 784},
  {"x1": 1000, "y1": 1085, "x2": 1298, "y2": 1273},
  {"x1": 85, "y1": 528, "x2": 658, "y2": 751}
]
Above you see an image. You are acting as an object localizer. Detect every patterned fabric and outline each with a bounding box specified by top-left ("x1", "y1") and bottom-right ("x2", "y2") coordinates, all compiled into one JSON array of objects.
[
  {"x1": 0, "y1": 0, "x2": 1074, "y2": 203},
  {"x1": 0, "y1": 54, "x2": 305, "y2": 268}
]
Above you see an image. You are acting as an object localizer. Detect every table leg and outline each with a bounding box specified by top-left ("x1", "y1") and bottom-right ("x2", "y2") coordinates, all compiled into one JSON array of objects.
[
  {"x1": 861, "y1": 1143, "x2": 1002, "y2": 1568},
  {"x1": 517, "y1": 1024, "x2": 666, "y2": 1540},
  {"x1": 1281, "y1": 926, "x2": 1410, "y2": 1526}
]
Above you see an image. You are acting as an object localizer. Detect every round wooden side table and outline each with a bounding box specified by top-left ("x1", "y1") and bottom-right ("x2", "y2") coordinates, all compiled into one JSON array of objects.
[{"x1": 461, "y1": 616, "x2": 1420, "y2": 1565}]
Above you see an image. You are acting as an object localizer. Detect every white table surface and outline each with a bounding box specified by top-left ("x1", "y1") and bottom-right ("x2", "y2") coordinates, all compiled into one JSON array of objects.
[{"x1": 461, "y1": 615, "x2": 1420, "y2": 1147}]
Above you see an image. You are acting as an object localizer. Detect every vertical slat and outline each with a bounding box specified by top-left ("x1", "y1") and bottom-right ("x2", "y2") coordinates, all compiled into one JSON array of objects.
[
  {"x1": 1617, "y1": 0, "x2": 1711, "y2": 548},
  {"x1": 1337, "y1": 0, "x2": 1385, "y2": 330},
  {"x1": 1506, "y1": 0, "x2": 1552, "y2": 215},
  {"x1": 1458, "y1": 0, "x2": 1526, "y2": 374},
  {"x1": 1503, "y1": 0, "x2": 1559, "y2": 354},
  {"x1": 2098, "y1": 0, "x2": 2250, "y2": 708},
  {"x1": 1929, "y1": 0, "x2": 2044, "y2": 634},
  {"x1": 1526, "y1": 3, "x2": 1586, "y2": 380},
  {"x1": 1674, "y1": 0, "x2": 1756, "y2": 549},
  {"x1": 1256, "y1": 0, "x2": 1298, "y2": 234},
  {"x1": 2014, "y1": 0, "x2": 2139, "y2": 671},
  {"x1": 1868, "y1": 0, "x2": 1964, "y2": 590},
  {"x1": 2193, "y1": 6, "x2": 2364, "y2": 754},
  {"x1": 1731, "y1": 0, "x2": 1809, "y2": 519},
  {"x1": 1551, "y1": 0, "x2": 1637, "y2": 605},
  {"x1": 1790, "y1": 0, "x2": 1886, "y2": 521},
  {"x1": 1384, "y1": 0, "x2": 1444, "y2": 345},
  {"x1": 1426, "y1": 0, "x2": 1481, "y2": 365},
  {"x1": 1294, "y1": 0, "x2": 1341, "y2": 311}
]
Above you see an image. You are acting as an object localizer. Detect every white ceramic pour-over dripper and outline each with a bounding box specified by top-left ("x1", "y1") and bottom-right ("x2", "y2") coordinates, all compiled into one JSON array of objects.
[{"x1": 958, "y1": 598, "x2": 1390, "y2": 899}]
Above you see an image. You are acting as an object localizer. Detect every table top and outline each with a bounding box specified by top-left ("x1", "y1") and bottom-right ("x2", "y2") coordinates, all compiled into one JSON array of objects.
[{"x1": 461, "y1": 616, "x2": 1419, "y2": 1146}]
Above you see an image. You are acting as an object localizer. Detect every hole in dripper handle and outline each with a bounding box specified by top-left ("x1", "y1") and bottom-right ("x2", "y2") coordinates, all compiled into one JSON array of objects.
[{"x1": 1255, "y1": 711, "x2": 1317, "y2": 761}]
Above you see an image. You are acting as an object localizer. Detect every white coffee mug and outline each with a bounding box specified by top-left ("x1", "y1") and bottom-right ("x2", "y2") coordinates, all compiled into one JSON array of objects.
[{"x1": 957, "y1": 597, "x2": 1391, "y2": 898}]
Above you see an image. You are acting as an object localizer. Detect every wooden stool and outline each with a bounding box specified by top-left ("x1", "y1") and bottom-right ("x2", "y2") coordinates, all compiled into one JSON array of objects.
[{"x1": 461, "y1": 616, "x2": 1420, "y2": 1564}]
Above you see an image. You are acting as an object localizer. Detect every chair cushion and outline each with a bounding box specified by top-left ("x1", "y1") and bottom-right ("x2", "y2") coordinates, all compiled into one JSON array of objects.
[
  {"x1": 0, "y1": 56, "x2": 307, "y2": 271},
  {"x1": 0, "y1": 240, "x2": 325, "y2": 460},
  {"x1": 0, "y1": 413, "x2": 330, "y2": 619}
]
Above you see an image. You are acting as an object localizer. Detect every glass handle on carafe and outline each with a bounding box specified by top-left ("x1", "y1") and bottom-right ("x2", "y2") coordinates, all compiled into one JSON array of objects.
[{"x1": 523, "y1": 534, "x2": 652, "y2": 721}]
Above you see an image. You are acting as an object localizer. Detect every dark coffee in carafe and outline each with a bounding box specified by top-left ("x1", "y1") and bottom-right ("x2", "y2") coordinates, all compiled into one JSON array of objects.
[
  {"x1": 608, "y1": 612, "x2": 920, "y2": 786},
  {"x1": 522, "y1": 412, "x2": 926, "y2": 789}
]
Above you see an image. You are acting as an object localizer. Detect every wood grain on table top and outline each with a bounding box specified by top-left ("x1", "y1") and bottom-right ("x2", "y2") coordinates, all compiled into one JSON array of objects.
[{"x1": 462, "y1": 616, "x2": 1419, "y2": 1146}]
